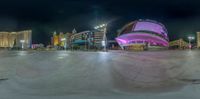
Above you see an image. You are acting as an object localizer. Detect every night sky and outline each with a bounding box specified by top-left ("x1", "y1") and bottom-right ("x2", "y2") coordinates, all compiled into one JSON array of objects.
[{"x1": 0, "y1": 0, "x2": 200, "y2": 45}]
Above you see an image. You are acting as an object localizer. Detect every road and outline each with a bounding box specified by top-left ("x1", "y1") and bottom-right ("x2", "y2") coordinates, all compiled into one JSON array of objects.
[{"x1": 0, "y1": 50, "x2": 200, "y2": 99}]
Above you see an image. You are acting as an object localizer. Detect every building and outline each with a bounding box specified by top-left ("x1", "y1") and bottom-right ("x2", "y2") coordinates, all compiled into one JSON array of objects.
[
  {"x1": 116, "y1": 19, "x2": 169, "y2": 51},
  {"x1": 71, "y1": 31, "x2": 89, "y2": 44},
  {"x1": 52, "y1": 32, "x2": 59, "y2": 46},
  {"x1": 0, "y1": 30, "x2": 32, "y2": 49},
  {"x1": 59, "y1": 32, "x2": 65, "y2": 47},
  {"x1": 51, "y1": 32, "x2": 72, "y2": 49},
  {"x1": 70, "y1": 30, "x2": 104, "y2": 50},
  {"x1": 65, "y1": 33, "x2": 72, "y2": 48},
  {"x1": 51, "y1": 29, "x2": 104, "y2": 50},
  {"x1": 197, "y1": 32, "x2": 200, "y2": 48},
  {"x1": 93, "y1": 31, "x2": 104, "y2": 48},
  {"x1": 169, "y1": 38, "x2": 188, "y2": 49}
]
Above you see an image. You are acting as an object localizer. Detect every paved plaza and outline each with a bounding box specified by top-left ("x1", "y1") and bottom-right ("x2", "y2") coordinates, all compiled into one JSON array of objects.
[{"x1": 0, "y1": 50, "x2": 200, "y2": 99}]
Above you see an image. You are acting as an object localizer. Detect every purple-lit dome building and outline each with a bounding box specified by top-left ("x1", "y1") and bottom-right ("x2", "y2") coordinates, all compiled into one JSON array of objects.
[{"x1": 116, "y1": 19, "x2": 169, "y2": 50}]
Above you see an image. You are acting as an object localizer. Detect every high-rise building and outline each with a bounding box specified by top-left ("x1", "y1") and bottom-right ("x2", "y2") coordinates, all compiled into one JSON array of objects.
[
  {"x1": 0, "y1": 30, "x2": 32, "y2": 49},
  {"x1": 197, "y1": 32, "x2": 200, "y2": 48}
]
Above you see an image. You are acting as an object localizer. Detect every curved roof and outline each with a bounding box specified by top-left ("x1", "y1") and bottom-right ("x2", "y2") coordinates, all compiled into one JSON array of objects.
[{"x1": 118, "y1": 19, "x2": 168, "y2": 40}]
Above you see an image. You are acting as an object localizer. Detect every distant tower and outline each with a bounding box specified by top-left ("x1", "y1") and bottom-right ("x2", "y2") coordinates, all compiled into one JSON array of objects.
[
  {"x1": 72, "y1": 28, "x2": 77, "y2": 34},
  {"x1": 197, "y1": 32, "x2": 200, "y2": 48}
]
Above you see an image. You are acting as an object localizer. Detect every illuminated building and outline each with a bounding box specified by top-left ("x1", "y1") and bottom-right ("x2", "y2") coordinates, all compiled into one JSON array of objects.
[
  {"x1": 197, "y1": 32, "x2": 200, "y2": 48},
  {"x1": 51, "y1": 30, "x2": 104, "y2": 50},
  {"x1": 65, "y1": 33, "x2": 72, "y2": 48},
  {"x1": 70, "y1": 30, "x2": 104, "y2": 50},
  {"x1": 59, "y1": 32, "x2": 65, "y2": 46},
  {"x1": 169, "y1": 38, "x2": 188, "y2": 49},
  {"x1": 0, "y1": 30, "x2": 32, "y2": 49},
  {"x1": 116, "y1": 19, "x2": 169, "y2": 50},
  {"x1": 51, "y1": 32, "x2": 72, "y2": 48},
  {"x1": 53, "y1": 32, "x2": 59, "y2": 46},
  {"x1": 93, "y1": 31, "x2": 104, "y2": 48},
  {"x1": 71, "y1": 31, "x2": 91, "y2": 47}
]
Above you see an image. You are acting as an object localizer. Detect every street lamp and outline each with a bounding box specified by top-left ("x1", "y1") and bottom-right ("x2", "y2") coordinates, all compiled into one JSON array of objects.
[
  {"x1": 188, "y1": 36, "x2": 195, "y2": 49},
  {"x1": 94, "y1": 23, "x2": 107, "y2": 52},
  {"x1": 20, "y1": 40, "x2": 25, "y2": 49}
]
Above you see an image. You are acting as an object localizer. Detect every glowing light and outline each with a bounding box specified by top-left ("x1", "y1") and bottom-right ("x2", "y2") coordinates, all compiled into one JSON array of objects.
[
  {"x1": 134, "y1": 22, "x2": 167, "y2": 37},
  {"x1": 20, "y1": 40, "x2": 25, "y2": 43},
  {"x1": 116, "y1": 33, "x2": 169, "y2": 47},
  {"x1": 102, "y1": 41, "x2": 106, "y2": 46},
  {"x1": 94, "y1": 27, "x2": 98, "y2": 29},
  {"x1": 188, "y1": 36, "x2": 195, "y2": 40},
  {"x1": 61, "y1": 38, "x2": 66, "y2": 41},
  {"x1": 100, "y1": 25, "x2": 104, "y2": 28},
  {"x1": 115, "y1": 38, "x2": 127, "y2": 44},
  {"x1": 94, "y1": 24, "x2": 106, "y2": 29},
  {"x1": 116, "y1": 20, "x2": 169, "y2": 48}
]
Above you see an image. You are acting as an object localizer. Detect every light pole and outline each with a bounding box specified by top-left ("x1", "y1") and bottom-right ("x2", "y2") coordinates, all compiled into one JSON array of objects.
[
  {"x1": 20, "y1": 40, "x2": 25, "y2": 50},
  {"x1": 94, "y1": 24, "x2": 107, "y2": 52},
  {"x1": 188, "y1": 36, "x2": 195, "y2": 49}
]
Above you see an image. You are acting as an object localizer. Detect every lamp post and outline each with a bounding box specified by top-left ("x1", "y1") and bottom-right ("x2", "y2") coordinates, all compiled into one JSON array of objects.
[
  {"x1": 94, "y1": 24, "x2": 107, "y2": 52},
  {"x1": 188, "y1": 36, "x2": 195, "y2": 49},
  {"x1": 20, "y1": 40, "x2": 25, "y2": 50}
]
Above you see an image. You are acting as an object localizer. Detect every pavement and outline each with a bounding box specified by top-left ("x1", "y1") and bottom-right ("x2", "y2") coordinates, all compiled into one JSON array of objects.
[{"x1": 0, "y1": 50, "x2": 200, "y2": 99}]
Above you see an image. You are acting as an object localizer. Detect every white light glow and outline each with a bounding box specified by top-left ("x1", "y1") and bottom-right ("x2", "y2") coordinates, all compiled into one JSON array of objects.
[
  {"x1": 102, "y1": 41, "x2": 106, "y2": 46},
  {"x1": 188, "y1": 36, "x2": 195, "y2": 40},
  {"x1": 61, "y1": 38, "x2": 66, "y2": 41},
  {"x1": 100, "y1": 25, "x2": 104, "y2": 27},
  {"x1": 20, "y1": 40, "x2": 25, "y2": 43},
  {"x1": 95, "y1": 24, "x2": 106, "y2": 29}
]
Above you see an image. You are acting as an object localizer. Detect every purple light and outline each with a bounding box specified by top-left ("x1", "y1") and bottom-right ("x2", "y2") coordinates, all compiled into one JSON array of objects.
[
  {"x1": 116, "y1": 20, "x2": 169, "y2": 48},
  {"x1": 134, "y1": 22, "x2": 168, "y2": 39},
  {"x1": 189, "y1": 45, "x2": 192, "y2": 49},
  {"x1": 115, "y1": 38, "x2": 127, "y2": 44},
  {"x1": 116, "y1": 33, "x2": 169, "y2": 47}
]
